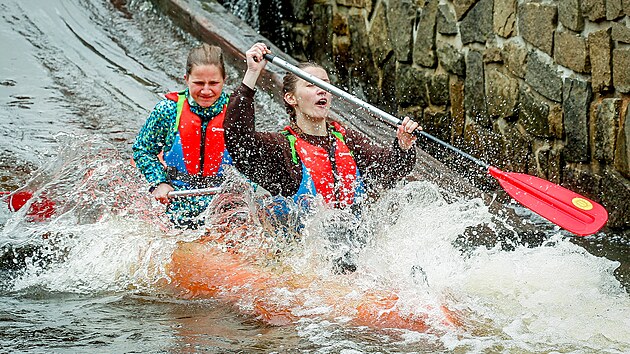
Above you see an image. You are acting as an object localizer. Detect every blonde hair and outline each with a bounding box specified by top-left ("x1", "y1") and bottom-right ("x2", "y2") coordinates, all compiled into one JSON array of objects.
[{"x1": 186, "y1": 43, "x2": 225, "y2": 78}]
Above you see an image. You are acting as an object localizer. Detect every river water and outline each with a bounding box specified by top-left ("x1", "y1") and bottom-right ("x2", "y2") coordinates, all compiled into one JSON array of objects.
[{"x1": 0, "y1": 0, "x2": 629, "y2": 353}]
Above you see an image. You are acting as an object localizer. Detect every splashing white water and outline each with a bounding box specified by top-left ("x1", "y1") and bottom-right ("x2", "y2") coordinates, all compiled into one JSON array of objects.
[
  {"x1": 443, "y1": 237, "x2": 630, "y2": 352},
  {"x1": 12, "y1": 217, "x2": 180, "y2": 293},
  {"x1": 289, "y1": 181, "x2": 630, "y2": 351},
  {"x1": 1, "y1": 136, "x2": 629, "y2": 352}
]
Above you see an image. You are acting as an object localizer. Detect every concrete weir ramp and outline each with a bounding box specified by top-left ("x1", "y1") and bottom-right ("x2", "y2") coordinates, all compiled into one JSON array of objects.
[{"x1": 148, "y1": 0, "x2": 547, "y2": 242}]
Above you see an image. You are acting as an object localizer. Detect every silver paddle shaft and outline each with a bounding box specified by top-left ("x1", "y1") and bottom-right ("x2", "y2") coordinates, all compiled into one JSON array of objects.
[
  {"x1": 263, "y1": 53, "x2": 489, "y2": 171},
  {"x1": 168, "y1": 187, "x2": 221, "y2": 198}
]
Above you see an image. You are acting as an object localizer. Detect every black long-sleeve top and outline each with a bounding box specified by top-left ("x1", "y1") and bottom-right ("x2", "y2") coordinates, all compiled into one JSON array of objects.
[{"x1": 223, "y1": 83, "x2": 416, "y2": 199}]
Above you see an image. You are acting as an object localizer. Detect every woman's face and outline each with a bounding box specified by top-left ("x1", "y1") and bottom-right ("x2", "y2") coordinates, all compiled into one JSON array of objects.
[
  {"x1": 285, "y1": 66, "x2": 332, "y2": 122},
  {"x1": 185, "y1": 64, "x2": 225, "y2": 108}
]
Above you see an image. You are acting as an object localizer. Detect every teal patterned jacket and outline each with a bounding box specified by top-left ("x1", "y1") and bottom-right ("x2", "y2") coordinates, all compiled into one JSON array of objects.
[{"x1": 132, "y1": 89, "x2": 230, "y2": 228}]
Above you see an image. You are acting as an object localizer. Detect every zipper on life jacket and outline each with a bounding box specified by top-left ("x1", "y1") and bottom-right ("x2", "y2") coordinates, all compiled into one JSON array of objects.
[
  {"x1": 328, "y1": 132, "x2": 341, "y2": 205},
  {"x1": 198, "y1": 120, "x2": 208, "y2": 176}
]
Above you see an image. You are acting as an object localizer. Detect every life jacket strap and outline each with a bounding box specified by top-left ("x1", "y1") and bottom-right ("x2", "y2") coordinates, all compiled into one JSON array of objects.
[
  {"x1": 281, "y1": 130, "x2": 299, "y2": 164},
  {"x1": 281, "y1": 126, "x2": 352, "y2": 164},
  {"x1": 174, "y1": 91, "x2": 186, "y2": 133}
]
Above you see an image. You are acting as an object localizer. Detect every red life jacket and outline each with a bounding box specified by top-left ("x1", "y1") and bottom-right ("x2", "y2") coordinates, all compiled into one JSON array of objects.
[
  {"x1": 284, "y1": 122, "x2": 363, "y2": 207},
  {"x1": 163, "y1": 91, "x2": 228, "y2": 178}
]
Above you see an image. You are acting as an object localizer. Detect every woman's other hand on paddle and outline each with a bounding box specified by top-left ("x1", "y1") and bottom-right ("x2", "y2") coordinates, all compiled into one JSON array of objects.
[
  {"x1": 397, "y1": 116, "x2": 420, "y2": 151},
  {"x1": 152, "y1": 182, "x2": 174, "y2": 205},
  {"x1": 243, "y1": 42, "x2": 270, "y2": 89}
]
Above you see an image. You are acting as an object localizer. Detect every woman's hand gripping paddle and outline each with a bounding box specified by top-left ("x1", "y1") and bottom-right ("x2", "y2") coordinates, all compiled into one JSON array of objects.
[{"x1": 261, "y1": 53, "x2": 608, "y2": 236}]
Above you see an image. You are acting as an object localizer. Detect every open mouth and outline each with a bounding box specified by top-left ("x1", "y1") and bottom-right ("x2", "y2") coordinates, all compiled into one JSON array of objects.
[{"x1": 315, "y1": 98, "x2": 328, "y2": 106}]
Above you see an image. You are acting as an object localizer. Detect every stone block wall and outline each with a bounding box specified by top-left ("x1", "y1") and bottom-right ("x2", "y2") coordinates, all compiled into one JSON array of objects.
[{"x1": 246, "y1": 0, "x2": 629, "y2": 232}]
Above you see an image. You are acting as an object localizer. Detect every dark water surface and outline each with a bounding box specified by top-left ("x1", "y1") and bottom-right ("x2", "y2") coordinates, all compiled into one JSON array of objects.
[{"x1": 1, "y1": 1, "x2": 629, "y2": 353}]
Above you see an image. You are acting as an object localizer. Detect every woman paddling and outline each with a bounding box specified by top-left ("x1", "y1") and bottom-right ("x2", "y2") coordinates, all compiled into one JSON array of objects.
[
  {"x1": 133, "y1": 43, "x2": 232, "y2": 229},
  {"x1": 223, "y1": 43, "x2": 421, "y2": 271},
  {"x1": 225, "y1": 42, "x2": 420, "y2": 210}
]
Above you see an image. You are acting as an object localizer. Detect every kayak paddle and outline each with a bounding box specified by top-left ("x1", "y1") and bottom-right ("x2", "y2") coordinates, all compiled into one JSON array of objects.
[
  {"x1": 168, "y1": 187, "x2": 221, "y2": 198},
  {"x1": 262, "y1": 53, "x2": 608, "y2": 236},
  {"x1": 1, "y1": 190, "x2": 56, "y2": 221},
  {"x1": 2, "y1": 186, "x2": 220, "y2": 220}
]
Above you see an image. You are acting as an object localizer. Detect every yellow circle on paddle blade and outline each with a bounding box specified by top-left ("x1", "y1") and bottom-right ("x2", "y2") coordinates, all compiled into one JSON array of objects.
[{"x1": 572, "y1": 197, "x2": 593, "y2": 211}]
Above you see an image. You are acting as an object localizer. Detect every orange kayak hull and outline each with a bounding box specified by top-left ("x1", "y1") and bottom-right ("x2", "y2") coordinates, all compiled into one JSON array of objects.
[{"x1": 167, "y1": 238, "x2": 459, "y2": 332}]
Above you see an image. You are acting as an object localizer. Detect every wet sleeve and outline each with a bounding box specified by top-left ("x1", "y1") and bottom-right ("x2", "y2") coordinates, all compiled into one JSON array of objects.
[
  {"x1": 132, "y1": 99, "x2": 176, "y2": 186},
  {"x1": 224, "y1": 84, "x2": 300, "y2": 196},
  {"x1": 346, "y1": 128, "x2": 416, "y2": 191}
]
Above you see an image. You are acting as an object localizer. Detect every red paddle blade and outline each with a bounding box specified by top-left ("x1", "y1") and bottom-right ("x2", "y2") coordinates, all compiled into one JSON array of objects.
[
  {"x1": 488, "y1": 167, "x2": 608, "y2": 236},
  {"x1": 26, "y1": 196, "x2": 56, "y2": 221},
  {"x1": 5, "y1": 190, "x2": 56, "y2": 221},
  {"x1": 8, "y1": 190, "x2": 33, "y2": 212}
]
